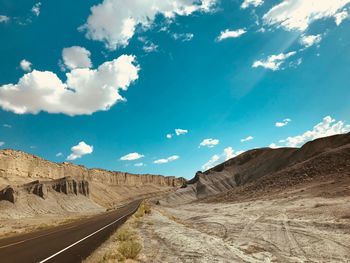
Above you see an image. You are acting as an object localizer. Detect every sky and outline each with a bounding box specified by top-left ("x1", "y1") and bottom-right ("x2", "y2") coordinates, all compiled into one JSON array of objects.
[{"x1": 0, "y1": 0, "x2": 350, "y2": 179}]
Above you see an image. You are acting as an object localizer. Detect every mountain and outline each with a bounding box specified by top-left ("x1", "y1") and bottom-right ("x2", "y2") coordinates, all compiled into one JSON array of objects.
[
  {"x1": 0, "y1": 149, "x2": 184, "y2": 217},
  {"x1": 161, "y1": 133, "x2": 350, "y2": 205}
]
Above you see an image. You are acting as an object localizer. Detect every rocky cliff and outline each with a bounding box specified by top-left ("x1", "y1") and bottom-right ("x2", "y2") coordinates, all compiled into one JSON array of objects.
[
  {"x1": 0, "y1": 177, "x2": 89, "y2": 203},
  {"x1": 0, "y1": 149, "x2": 184, "y2": 188},
  {"x1": 0, "y1": 149, "x2": 185, "y2": 209}
]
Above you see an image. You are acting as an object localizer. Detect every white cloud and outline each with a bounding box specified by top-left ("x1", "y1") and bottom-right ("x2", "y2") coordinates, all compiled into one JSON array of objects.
[
  {"x1": 269, "y1": 143, "x2": 281, "y2": 149},
  {"x1": 216, "y1": 29, "x2": 246, "y2": 41},
  {"x1": 20, "y1": 59, "x2": 32, "y2": 72},
  {"x1": 134, "y1": 162, "x2": 145, "y2": 167},
  {"x1": 240, "y1": 135, "x2": 254, "y2": 142},
  {"x1": 154, "y1": 155, "x2": 179, "y2": 164},
  {"x1": 275, "y1": 118, "x2": 291, "y2": 127},
  {"x1": 62, "y1": 46, "x2": 92, "y2": 70},
  {"x1": 0, "y1": 141, "x2": 5, "y2": 147},
  {"x1": 334, "y1": 10, "x2": 349, "y2": 25},
  {"x1": 199, "y1": 138, "x2": 219, "y2": 148},
  {"x1": 120, "y1": 152, "x2": 144, "y2": 161},
  {"x1": 283, "y1": 116, "x2": 350, "y2": 147},
  {"x1": 252, "y1": 51, "x2": 296, "y2": 71},
  {"x1": 172, "y1": 33, "x2": 194, "y2": 42},
  {"x1": 175, "y1": 128, "x2": 188, "y2": 136},
  {"x1": 81, "y1": 0, "x2": 216, "y2": 50},
  {"x1": 31, "y1": 2, "x2": 41, "y2": 16},
  {"x1": 300, "y1": 34, "x2": 322, "y2": 48},
  {"x1": 3, "y1": 124, "x2": 11, "y2": 128},
  {"x1": 270, "y1": 116, "x2": 350, "y2": 148},
  {"x1": 0, "y1": 54, "x2": 139, "y2": 116},
  {"x1": 0, "y1": 15, "x2": 10, "y2": 23},
  {"x1": 56, "y1": 152, "x2": 63, "y2": 157},
  {"x1": 67, "y1": 141, "x2": 93, "y2": 160},
  {"x1": 202, "y1": 154, "x2": 220, "y2": 170},
  {"x1": 263, "y1": 0, "x2": 350, "y2": 31},
  {"x1": 143, "y1": 42, "x2": 158, "y2": 53},
  {"x1": 202, "y1": 147, "x2": 244, "y2": 170},
  {"x1": 241, "y1": 0, "x2": 264, "y2": 9},
  {"x1": 167, "y1": 128, "x2": 188, "y2": 138}
]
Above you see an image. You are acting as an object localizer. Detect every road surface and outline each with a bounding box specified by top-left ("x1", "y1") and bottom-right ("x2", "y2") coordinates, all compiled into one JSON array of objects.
[{"x1": 0, "y1": 199, "x2": 141, "y2": 263}]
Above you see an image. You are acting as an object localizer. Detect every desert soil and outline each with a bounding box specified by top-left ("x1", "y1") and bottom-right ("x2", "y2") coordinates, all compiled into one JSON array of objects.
[{"x1": 139, "y1": 192, "x2": 350, "y2": 263}]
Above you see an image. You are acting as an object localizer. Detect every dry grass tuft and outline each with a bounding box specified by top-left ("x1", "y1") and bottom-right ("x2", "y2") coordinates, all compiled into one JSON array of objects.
[
  {"x1": 115, "y1": 227, "x2": 134, "y2": 242},
  {"x1": 117, "y1": 240, "x2": 142, "y2": 260}
]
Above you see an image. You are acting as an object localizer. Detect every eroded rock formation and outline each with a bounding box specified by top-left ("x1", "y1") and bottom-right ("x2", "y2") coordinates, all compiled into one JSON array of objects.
[{"x1": 0, "y1": 149, "x2": 184, "y2": 187}]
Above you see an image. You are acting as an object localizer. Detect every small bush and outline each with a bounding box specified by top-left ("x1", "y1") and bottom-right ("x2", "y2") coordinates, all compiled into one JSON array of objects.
[
  {"x1": 132, "y1": 218, "x2": 142, "y2": 228},
  {"x1": 134, "y1": 201, "x2": 151, "y2": 218},
  {"x1": 144, "y1": 202, "x2": 151, "y2": 214},
  {"x1": 115, "y1": 227, "x2": 133, "y2": 242},
  {"x1": 117, "y1": 240, "x2": 142, "y2": 259}
]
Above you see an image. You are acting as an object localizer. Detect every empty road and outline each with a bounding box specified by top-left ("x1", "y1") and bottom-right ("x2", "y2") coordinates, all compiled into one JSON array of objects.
[{"x1": 0, "y1": 200, "x2": 141, "y2": 263}]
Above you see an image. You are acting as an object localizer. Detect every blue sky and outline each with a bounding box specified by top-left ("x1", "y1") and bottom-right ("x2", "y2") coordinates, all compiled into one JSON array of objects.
[{"x1": 0, "y1": 0, "x2": 350, "y2": 179}]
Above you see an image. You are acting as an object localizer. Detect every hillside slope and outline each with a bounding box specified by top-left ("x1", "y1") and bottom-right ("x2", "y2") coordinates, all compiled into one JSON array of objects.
[
  {"x1": 161, "y1": 133, "x2": 350, "y2": 205},
  {"x1": 0, "y1": 149, "x2": 184, "y2": 210}
]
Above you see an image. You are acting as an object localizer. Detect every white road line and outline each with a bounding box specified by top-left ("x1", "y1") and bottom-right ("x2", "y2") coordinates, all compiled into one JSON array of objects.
[{"x1": 39, "y1": 203, "x2": 140, "y2": 263}]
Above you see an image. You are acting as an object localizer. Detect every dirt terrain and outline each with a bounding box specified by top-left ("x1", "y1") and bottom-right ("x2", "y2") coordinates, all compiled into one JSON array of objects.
[
  {"x1": 139, "y1": 180, "x2": 350, "y2": 262},
  {"x1": 136, "y1": 133, "x2": 350, "y2": 262}
]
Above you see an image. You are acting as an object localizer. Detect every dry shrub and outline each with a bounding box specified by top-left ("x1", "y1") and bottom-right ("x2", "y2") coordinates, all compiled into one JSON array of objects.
[
  {"x1": 115, "y1": 227, "x2": 133, "y2": 242},
  {"x1": 117, "y1": 240, "x2": 142, "y2": 259},
  {"x1": 134, "y1": 201, "x2": 151, "y2": 218}
]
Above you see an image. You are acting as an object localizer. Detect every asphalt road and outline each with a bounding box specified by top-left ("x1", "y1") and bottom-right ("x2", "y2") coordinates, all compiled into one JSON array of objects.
[{"x1": 0, "y1": 199, "x2": 141, "y2": 263}]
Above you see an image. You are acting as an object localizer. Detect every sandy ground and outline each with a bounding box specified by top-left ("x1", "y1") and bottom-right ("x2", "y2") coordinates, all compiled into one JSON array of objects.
[{"x1": 139, "y1": 194, "x2": 350, "y2": 263}]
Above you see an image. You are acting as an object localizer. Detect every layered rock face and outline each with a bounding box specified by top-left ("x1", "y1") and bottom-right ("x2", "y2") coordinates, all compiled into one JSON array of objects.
[
  {"x1": 0, "y1": 177, "x2": 90, "y2": 203},
  {"x1": 0, "y1": 149, "x2": 184, "y2": 187},
  {"x1": 0, "y1": 186, "x2": 15, "y2": 203}
]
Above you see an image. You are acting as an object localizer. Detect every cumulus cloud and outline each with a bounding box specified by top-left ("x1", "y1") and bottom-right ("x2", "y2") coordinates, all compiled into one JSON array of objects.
[
  {"x1": 241, "y1": 0, "x2": 264, "y2": 9},
  {"x1": 240, "y1": 135, "x2": 254, "y2": 142},
  {"x1": 62, "y1": 46, "x2": 92, "y2": 70},
  {"x1": 270, "y1": 116, "x2": 350, "y2": 148},
  {"x1": 334, "y1": 10, "x2": 349, "y2": 25},
  {"x1": 269, "y1": 143, "x2": 281, "y2": 149},
  {"x1": 252, "y1": 51, "x2": 296, "y2": 71},
  {"x1": 199, "y1": 138, "x2": 219, "y2": 148},
  {"x1": 263, "y1": 0, "x2": 350, "y2": 32},
  {"x1": 175, "y1": 129, "x2": 188, "y2": 136},
  {"x1": 202, "y1": 147, "x2": 244, "y2": 170},
  {"x1": 300, "y1": 34, "x2": 322, "y2": 48},
  {"x1": 31, "y1": 2, "x2": 41, "y2": 16},
  {"x1": 216, "y1": 29, "x2": 246, "y2": 41},
  {"x1": 0, "y1": 15, "x2": 10, "y2": 23},
  {"x1": 283, "y1": 116, "x2": 350, "y2": 147},
  {"x1": 154, "y1": 155, "x2": 179, "y2": 164},
  {"x1": 120, "y1": 152, "x2": 144, "y2": 161},
  {"x1": 0, "y1": 55, "x2": 139, "y2": 116},
  {"x1": 67, "y1": 141, "x2": 93, "y2": 160},
  {"x1": 81, "y1": 0, "x2": 216, "y2": 49},
  {"x1": 20, "y1": 59, "x2": 32, "y2": 72},
  {"x1": 275, "y1": 118, "x2": 291, "y2": 127}
]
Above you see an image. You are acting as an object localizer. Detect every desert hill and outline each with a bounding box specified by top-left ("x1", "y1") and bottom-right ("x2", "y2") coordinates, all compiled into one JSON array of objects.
[
  {"x1": 161, "y1": 133, "x2": 350, "y2": 205},
  {"x1": 0, "y1": 149, "x2": 184, "y2": 218}
]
